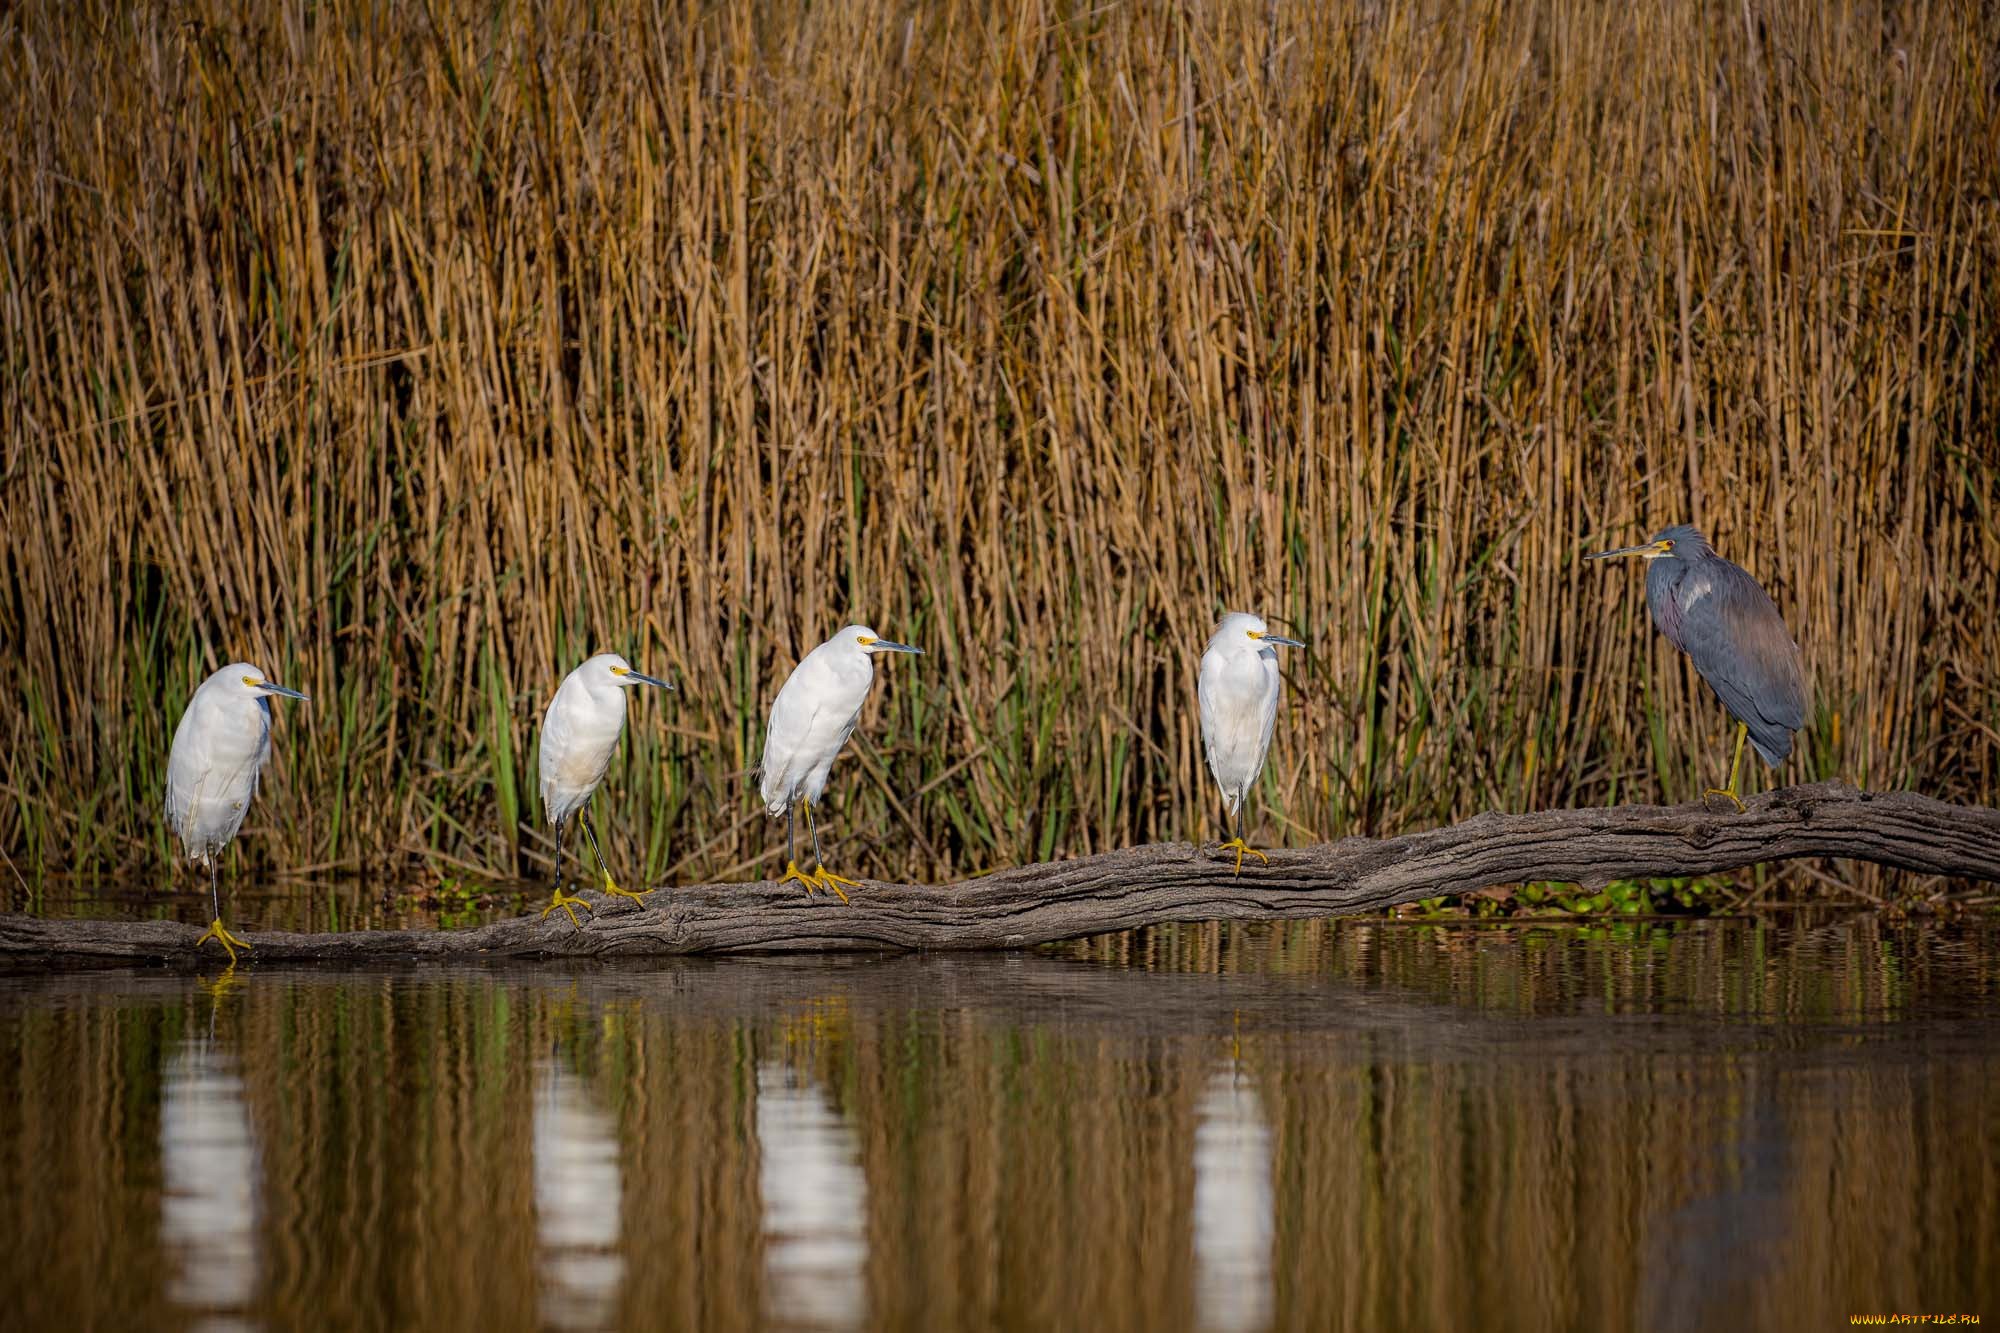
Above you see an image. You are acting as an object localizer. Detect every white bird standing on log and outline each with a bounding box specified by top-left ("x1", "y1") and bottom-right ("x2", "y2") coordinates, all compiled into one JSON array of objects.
[
  {"x1": 1199, "y1": 612, "x2": 1306, "y2": 873},
  {"x1": 538, "y1": 652, "x2": 675, "y2": 929},
  {"x1": 165, "y1": 662, "x2": 311, "y2": 964},
  {"x1": 759, "y1": 625, "x2": 923, "y2": 902}
]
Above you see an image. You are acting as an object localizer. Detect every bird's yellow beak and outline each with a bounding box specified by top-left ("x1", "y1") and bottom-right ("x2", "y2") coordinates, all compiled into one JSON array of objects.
[{"x1": 1585, "y1": 538, "x2": 1674, "y2": 561}]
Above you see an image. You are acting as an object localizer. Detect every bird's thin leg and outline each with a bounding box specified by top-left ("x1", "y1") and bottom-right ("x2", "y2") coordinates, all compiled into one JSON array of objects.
[
  {"x1": 804, "y1": 799, "x2": 857, "y2": 902},
  {"x1": 194, "y1": 855, "x2": 252, "y2": 965},
  {"x1": 581, "y1": 807, "x2": 651, "y2": 905},
  {"x1": 777, "y1": 802, "x2": 818, "y2": 895},
  {"x1": 1703, "y1": 721, "x2": 1750, "y2": 814},
  {"x1": 541, "y1": 817, "x2": 594, "y2": 929},
  {"x1": 1214, "y1": 799, "x2": 1268, "y2": 876}
]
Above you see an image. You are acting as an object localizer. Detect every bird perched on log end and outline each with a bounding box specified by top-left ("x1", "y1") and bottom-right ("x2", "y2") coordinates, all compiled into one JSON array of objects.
[
  {"x1": 1587, "y1": 524, "x2": 1807, "y2": 811},
  {"x1": 166, "y1": 663, "x2": 310, "y2": 964}
]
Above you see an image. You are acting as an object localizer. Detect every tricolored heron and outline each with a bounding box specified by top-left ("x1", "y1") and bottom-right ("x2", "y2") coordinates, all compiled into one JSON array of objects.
[{"x1": 1587, "y1": 524, "x2": 1806, "y2": 810}]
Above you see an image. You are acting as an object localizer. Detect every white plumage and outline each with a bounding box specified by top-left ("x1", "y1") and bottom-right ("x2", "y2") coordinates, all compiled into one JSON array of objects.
[
  {"x1": 164, "y1": 662, "x2": 309, "y2": 961},
  {"x1": 1197, "y1": 612, "x2": 1304, "y2": 871},
  {"x1": 541, "y1": 654, "x2": 643, "y2": 825},
  {"x1": 758, "y1": 624, "x2": 922, "y2": 898},
  {"x1": 535, "y1": 652, "x2": 673, "y2": 927}
]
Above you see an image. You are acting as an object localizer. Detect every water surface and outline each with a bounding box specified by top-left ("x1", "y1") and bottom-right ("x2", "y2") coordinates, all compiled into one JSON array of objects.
[{"x1": 2, "y1": 917, "x2": 1995, "y2": 1331}]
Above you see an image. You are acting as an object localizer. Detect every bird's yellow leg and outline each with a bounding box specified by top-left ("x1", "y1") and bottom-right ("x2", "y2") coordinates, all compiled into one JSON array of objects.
[
  {"x1": 1215, "y1": 806, "x2": 1269, "y2": 876},
  {"x1": 1214, "y1": 838, "x2": 1269, "y2": 876},
  {"x1": 194, "y1": 919, "x2": 253, "y2": 965},
  {"x1": 775, "y1": 803, "x2": 819, "y2": 896},
  {"x1": 802, "y1": 800, "x2": 856, "y2": 903},
  {"x1": 581, "y1": 811, "x2": 650, "y2": 905},
  {"x1": 1704, "y1": 722, "x2": 1749, "y2": 813},
  {"x1": 540, "y1": 887, "x2": 594, "y2": 930}
]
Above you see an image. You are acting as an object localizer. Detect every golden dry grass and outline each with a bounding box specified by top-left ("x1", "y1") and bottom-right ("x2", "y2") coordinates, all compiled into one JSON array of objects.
[{"x1": 1, "y1": 0, "x2": 1995, "y2": 886}]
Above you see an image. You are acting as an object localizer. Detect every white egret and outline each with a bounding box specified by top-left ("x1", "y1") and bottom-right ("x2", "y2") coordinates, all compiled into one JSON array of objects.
[
  {"x1": 165, "y1": 663, "x2": 311, "y2": 963},
  {"x1": 758, "y1": 625, "x2": 922, "y2": 901},
  {"x1": 1198, "y1": 612, "x2": 1305, "y2": 873},
  {"x1": 537, "y1": 652, "x2": 675, "y2": 928}
]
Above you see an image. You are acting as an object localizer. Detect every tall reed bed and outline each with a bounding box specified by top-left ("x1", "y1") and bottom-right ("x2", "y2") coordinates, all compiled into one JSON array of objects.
[{"x1": 2, "y1": 0, "x2": 1995, "y2": 887}]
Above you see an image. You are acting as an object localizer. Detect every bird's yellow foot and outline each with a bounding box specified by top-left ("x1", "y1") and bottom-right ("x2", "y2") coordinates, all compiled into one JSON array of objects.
[
  {"x1": 541, "y1": 886, "x2": 595, "y2": 929},
  {"x1": 194, "y1": 918, "x2": 253, "y2": 965},
  {"x1": 811, "y1": 866, "x2": 859, "y2": 904},
  {"x1": 778, "y1": 860, "x2": 820, "y2": 897},
  {"x1": 1703, "y1": 786, "x2": 1748, "y2": 814},
  {"x1": 601, "y1": 873, "x2": 653, "y2": 906},
  {"x1": 1215, "y1": 837, "x2": 1270, "y2": 876}
]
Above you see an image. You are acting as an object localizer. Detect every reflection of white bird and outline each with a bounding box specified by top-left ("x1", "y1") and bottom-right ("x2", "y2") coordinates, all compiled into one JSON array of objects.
[
  {"x1": 161, "y1": 1039, "x2": 260, "y2": 1320},
  {"x1": 1198, "y1": 613, "x2": 1305, "y2": 873},
  {"x1": 533, "y1": 1060, "x2": 626, "y2": 1330},
  {"x1": 1193, "y1": 1070, "x2": 1275, "y2": 1333},
  {"x1": 537, "y1": 653, "x2": 674, "y2": 929},
  {"x1": 165, "y1": 663, "x2": 310, "y2": 963},
  {"x1": 758, "y1": 625, "x2": 922, "y2": 901},
  {"x1": 756, "y1": 1062, "x2": 868, "y2": 1327}
]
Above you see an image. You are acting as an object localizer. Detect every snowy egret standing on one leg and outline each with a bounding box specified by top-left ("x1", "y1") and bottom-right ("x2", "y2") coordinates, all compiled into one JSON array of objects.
[
  {"x1": 537, "y1": 653, "x2": 675, "y2": 928},
  {"x1": 1198, "y1": 613, "x2": 1305, "y2": 874},
  {"x1": 758, "y1": 625, "x2": 922, "y2": 902},
  {"x1": 165, "y1": 663, "x2": 311, "y2": 963}
]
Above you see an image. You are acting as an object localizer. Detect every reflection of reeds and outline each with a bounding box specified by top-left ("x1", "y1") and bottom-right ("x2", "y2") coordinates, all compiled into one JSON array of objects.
[
  {"x1": 2, "y1": 0, "x2": 1994, "y2": 889},
  {"x1": 0, "y1": 928, "x2": 1995, "y2": 1330}
]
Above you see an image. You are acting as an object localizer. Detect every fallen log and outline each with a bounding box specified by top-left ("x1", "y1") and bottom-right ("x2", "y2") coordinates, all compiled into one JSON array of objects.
[{"x1": 2, "y1": 782, "x2": 1995, "y2": 967}]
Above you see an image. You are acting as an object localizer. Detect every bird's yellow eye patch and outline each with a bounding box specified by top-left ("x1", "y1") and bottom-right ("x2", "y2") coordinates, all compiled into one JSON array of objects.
[
  {"x1": 857, "y1": 635, "x2": 878, "y2": 646},
  {"x1": 1658, "y1": 539, "x2": 1675, "y2": 552},
  {"x1": 1246, "y1": 630, "x2": 1264, "y2": 640},
  {"x1": 241, "y1": 675, "x2": 260, "y2": 687}
]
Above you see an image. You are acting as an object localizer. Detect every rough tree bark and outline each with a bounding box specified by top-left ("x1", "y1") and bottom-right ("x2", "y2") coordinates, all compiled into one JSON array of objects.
[{"x1": 2, "y1": 783, "x2": 1995, "y2": 967}]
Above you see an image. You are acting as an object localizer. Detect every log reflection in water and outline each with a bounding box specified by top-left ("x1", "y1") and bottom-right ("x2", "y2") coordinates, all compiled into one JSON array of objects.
[{"x1": 0, "y1": 920, "x2": 1995, "y2": 1331}]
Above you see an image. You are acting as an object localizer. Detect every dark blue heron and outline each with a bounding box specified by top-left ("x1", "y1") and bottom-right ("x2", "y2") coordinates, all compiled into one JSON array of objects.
[{"x1": 1586, "y1": 524, "x2": 1806, "y2": 810}]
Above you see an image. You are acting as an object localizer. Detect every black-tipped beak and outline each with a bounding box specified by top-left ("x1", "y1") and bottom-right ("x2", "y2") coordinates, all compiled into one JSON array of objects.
[
  {"x1": 870, "y1": 641, "x2": 923, "y2": 655},
  {"x1": 1584, "y1": 543, "x2": 1655, "y2": 561},
  {"x1": 627, "y1": 671, "x2": 674, "y2": 690},
  {"x1": 257, "y1": 681, "x2": 310, "y2": 702}
]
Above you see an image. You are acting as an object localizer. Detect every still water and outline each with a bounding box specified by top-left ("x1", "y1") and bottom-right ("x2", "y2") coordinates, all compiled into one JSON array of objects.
[{"x1": 2, "y1": 916, "x2": 1995, "y2": 1331}]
